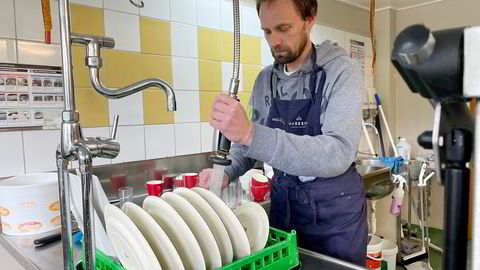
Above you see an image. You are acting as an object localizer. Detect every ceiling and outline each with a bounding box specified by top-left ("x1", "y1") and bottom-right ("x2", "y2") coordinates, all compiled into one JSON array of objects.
[{"x1": 333, "y1": 0, "x2": 445, "y2": 11}]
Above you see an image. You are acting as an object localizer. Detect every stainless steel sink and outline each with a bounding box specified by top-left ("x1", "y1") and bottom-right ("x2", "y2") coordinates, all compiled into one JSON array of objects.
[{"x1": 356, "y1": 159, "x2": 394, "y2": 200}]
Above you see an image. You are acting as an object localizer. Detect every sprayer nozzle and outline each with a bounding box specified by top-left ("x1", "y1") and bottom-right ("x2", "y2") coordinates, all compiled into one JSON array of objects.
[{"x1": 209, "y1": 152, "x2": 232, "y2": 166}]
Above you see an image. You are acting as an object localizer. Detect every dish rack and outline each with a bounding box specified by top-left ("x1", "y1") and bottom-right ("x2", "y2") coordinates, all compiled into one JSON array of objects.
[{"x1": 76, "y1": 227, "x2": 299, "y2": 270}]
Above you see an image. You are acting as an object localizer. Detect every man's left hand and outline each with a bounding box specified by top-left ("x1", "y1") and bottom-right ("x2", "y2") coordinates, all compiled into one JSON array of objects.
[{"x1": 210, "y1": 94, "x2": 253, "y2": 146}]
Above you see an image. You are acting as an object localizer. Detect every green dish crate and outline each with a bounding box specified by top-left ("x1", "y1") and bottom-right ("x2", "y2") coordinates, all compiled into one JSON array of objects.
[{"x1": 78, "y1": 227, "x2": 298, "y2": 270}]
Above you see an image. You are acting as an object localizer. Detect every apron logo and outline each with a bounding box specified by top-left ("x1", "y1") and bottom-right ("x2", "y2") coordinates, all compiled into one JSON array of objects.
[{"x1": 289, "y1": 116, "x2": 308, "y2": 128}]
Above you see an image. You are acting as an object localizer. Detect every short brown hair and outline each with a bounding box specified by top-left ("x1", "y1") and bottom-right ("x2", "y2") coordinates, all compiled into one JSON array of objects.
[{"x1": 256, "y1": 0, "x2": 318, "y2": 21}]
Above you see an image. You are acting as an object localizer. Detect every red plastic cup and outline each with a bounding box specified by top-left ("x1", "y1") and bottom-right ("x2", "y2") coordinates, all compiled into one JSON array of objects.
[
  {"x1": 183, "y1": 173, "x2": 198, "y2": 189},
  {"x1": 110, "y1": 174, "x2": 127, "y2": 192},
  {"x1": 251, "y1": 185, "x2": 268, "y2": 202},
  {"x1": 173, "y1": 175, "x2": 185, "y2": 188},
  {"x1": 162, "y1": 174, "x2": 176, "y2": 189},
  {"x1": 252, "y1": 173, "x2": 269, "y2": 187},
  {"x1": 146, "y1": 180, "x2": 164, "y2": 196},
  {"x1": 153, "y1": 167, "x2": 168, "y2": 181}
]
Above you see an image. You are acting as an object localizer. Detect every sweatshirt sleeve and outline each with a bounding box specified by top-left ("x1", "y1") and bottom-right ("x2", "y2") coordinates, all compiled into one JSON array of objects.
[{"x1": 245, "y1": 64, "x2": 364, "y2": 178}]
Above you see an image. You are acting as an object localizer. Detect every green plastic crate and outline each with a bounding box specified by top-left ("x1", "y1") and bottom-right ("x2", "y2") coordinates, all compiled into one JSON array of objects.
[
  {"x1": 78, "y1": 227, "x2": 298, "y2": 270},
  {"x1": 219, "y1": 228, "x2": 299, "y2": 270},
  {"x1": 76, "y1": 249, "x2": 126, "y2": 270}
]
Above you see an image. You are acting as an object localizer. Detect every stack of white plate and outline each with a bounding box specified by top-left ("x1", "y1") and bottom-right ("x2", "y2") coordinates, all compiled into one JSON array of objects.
[{"x1": 104, "y1": 187, "x2": 269, "y2": 270}]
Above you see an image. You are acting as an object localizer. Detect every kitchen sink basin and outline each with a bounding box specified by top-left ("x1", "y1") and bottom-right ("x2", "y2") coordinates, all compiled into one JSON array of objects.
[{"x1": 355, "y1": 158, "x2": 394, "y2": 200}]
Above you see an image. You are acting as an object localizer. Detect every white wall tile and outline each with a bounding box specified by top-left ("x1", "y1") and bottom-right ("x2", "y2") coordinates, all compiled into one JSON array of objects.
[
  {"x1": 112, "y1": 126, "x2": 145, "y2": 164},
  {"x1": 333, "y1": 29, "x2": 345, "y2": 50},
  {"x1": 174, "y1": 91, "x2": 200, "y2": 123},
  {"x1": 310, "y1": 24, "x2": 322, "y2": 45},
  {"x1": 144, "y1": 124, "x2": 175, "y2": 159},
  {"x1": 174, "y1": 123, "x2": 201, "y2": 155},
  {"x1": 0, "y1": 131, "x2": 24, "y2": 177},
  {"x1": 104, "y1": 0, "x2": 139, "y2": 14},
  {"x1": 82, "y1": 127, "x2": 112, "y2": 166},
  {"x1": 140, "y1": 0, "x2": 170, "y2": 20},
  {"x1": 104, "y1": 10, "x2": 140, "y2": 52},
  {"x1": 200, "y1": 122, "x2": 214, "y2": 152},
  {"x1": 222, "y1": 62, "x2": 243, "y2": 91},
  {"x1": 0, "y1": 39, "x2": 17, "y2": 63},
  {"x1": 171, "y1": 22, "x2": 197, "y2": 58},
  {"x1": 0, "y1": 0, "x2": 15, "y2": 39},
  {"x1": 15, "y1": 0, "x2": 60, "y2": 43},
  {"x1": 321, "y1": 25, "x2": 334, "y2": 42},
  {"x1": 241, "y1": 3, "x2": 262, "y2": 37},
  {"x1": 70, "y1": 0, "x2": 103, "y2": 8},
  {"x1": 260, "y1": 38, "x2": 274, "y2": 66},
  {"x1": 172, "y1": 57, "x2": 199, "y2": 90},
  {"x1": 17, "y1": 41, "x2": 61, "y2": 66},
  {"x1": 23, "y1": 130, "x2": 59, "y2": 173},
  {"x1": 197, "y1": 0, "x2": 221, "y2": 30},
  {"x1": 108, "y1": 92, "x2": 144, "y2": 126},
  {"x1": 220, "y1": 0, "x2": 234, "y2": 32},
  {"x1": 170, "y1": 0, "x2": 197, "y2": 25}
]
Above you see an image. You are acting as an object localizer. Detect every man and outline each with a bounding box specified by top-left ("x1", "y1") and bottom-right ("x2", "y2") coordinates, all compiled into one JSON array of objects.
[{"x1": 199, "y1": 0, "x2": 367, "y2": 265}]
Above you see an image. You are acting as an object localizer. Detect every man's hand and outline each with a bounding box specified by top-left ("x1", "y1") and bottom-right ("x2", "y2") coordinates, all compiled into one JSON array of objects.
[
  {"x1": 198, "y1": 168, "x2": 229, "y2": 189},
  {"x1": 210, "y1": 94, "x2": 253, "y2": 146}
]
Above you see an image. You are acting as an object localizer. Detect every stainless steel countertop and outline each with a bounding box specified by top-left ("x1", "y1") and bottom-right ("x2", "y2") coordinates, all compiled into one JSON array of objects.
[{"x1": 0, "y1": 198, "x2": 365, "y2": 270}]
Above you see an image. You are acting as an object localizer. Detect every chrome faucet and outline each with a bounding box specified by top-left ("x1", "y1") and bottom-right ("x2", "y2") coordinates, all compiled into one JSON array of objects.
[
  {"x1": 362, "y1": 122, "x2": 382, "y2": 157},
  {"x1": 56, "y1": 1, "x2": 176, "y2": 269}
]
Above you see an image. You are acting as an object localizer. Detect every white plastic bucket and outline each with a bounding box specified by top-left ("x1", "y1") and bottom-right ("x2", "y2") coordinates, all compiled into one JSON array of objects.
[
  {"x1": 0, "y1": 173, "x2": 60, "y2": 236},
  {"x1": 382, "y1": 239, "x2": 398, "y2": 270},
  {"x1": 366, "y1": 234, "x2": 384, "y2": 269}
]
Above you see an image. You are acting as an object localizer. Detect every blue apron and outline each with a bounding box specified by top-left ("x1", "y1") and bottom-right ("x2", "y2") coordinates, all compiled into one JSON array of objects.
[{"x1": 267, "y1": 45, "x2": 368, "y2": 266}]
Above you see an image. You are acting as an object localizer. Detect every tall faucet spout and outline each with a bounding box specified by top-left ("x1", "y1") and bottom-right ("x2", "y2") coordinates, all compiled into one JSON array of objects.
[{"x1": 89, "y1": 68, "x2": 176, "y2": 111}]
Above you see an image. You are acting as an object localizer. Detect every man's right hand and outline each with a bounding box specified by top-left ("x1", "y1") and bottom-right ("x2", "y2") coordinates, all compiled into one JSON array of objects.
[{"x1": 198, "y1": 168, "x2": 229, "y2": 189}]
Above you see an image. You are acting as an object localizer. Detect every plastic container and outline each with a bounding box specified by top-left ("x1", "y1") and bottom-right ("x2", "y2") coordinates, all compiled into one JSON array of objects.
[
  {"x1": 366, "y1": 234, "x2": 383, "y2": 270},
  {"x1": 396, "y1": 137, "x2": 411, "y2": 163},
  {"x1": 0, "y1": 173, "x2": 60, "y2": 236},
  {"x1": 78, "y1": 228, "x2": 299, "y2": 270},
  {"x1": 382, "y1": 239, "x2": 398, "y2": 270}
]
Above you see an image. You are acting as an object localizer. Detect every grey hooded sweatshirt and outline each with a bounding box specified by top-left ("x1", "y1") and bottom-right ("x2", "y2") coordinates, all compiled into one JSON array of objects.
[{"x1": 224, "y1": 40, "x2": 364, "y2": 181}]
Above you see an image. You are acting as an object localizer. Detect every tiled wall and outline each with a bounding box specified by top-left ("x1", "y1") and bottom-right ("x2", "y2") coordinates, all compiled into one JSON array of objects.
[{"x1": 0, "y1": 0, "x2": 372, "y2": 178}]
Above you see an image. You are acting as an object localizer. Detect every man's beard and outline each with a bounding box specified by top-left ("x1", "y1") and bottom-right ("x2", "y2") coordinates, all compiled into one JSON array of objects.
[{"x1": 271, "y1": 33, "x2": 309, "y2": 64}]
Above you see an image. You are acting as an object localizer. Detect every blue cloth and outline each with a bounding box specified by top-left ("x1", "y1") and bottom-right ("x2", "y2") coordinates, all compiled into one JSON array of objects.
[{"x1": 378, "y1": 156, "x2": 404, "y2": 174}]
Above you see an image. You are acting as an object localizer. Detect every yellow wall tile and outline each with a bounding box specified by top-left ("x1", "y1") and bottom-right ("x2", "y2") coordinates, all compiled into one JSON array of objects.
[
  {"x1": 238, "y1": 92, "x2": 251, "y2": 111},
  {"x1": 75, "y1": 87, "x2": 109, "y2": 127},
  {"x1": 70, "y1": 4, "x2": 104, "y2": 36},
  {"x1": 222, "y1": 32, "x2": 233, "y2": 62},
  {"x1": 242, "y1": 65, "x2": 261, "y2": 92},
  {"x1": 199, "y1": 60, "x2": 222, "y2": 91},
  {"x1": 140, "y1": 17, "x2": 171, "y2": 55},
  {"x1": 241, "y1": 35, "x2": 261, "y2": 65},
  {"x1": 72, "y1": 45, "x2": 106, "y2": 88},
  {"x1": 144, "y1": 90, "x2": 174, "y2": 124},
  {"x1": 141, "y1": 54, "x2": 173, "y2": 86},
  {"x1": 198, "y1": 28, "x2": 222, "y2": 61},
  {"x1": 105, "y1": 50, "x2": 141, "y2": 88},
  {"x1": 200, "y1": 92, "x2": 221, "y2": 122}
]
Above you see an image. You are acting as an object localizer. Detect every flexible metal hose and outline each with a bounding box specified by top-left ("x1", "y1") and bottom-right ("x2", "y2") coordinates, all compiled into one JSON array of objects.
[{"x1": 229, "y1": 0, "x2": 241, "y2": 96}]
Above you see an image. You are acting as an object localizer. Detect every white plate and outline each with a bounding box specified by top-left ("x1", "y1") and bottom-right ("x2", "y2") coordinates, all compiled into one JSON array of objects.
[
  {"x1": 161, "y1": 192, "x2": 221, "y2": 270},
  {"x1": 92, "y1": 174, "x2": 110, "y2": 225},
  {"x1": 122, "y1": 202, "x2": 184, "y2": 270},
  {"x1": 192, "y1": 187, "x2": 251, "y2": 260},
  {"x1": 104, "y1": 204, "x2": 161, "y2": 270},
  {"x1": 235, "y1": 202, "x2": 269, "y2": 252},
  {"x1": 69, "y1": 173, "x2": 116, "y2": 257},
  {"x1": 173, "y1": 188, "x2": 233, "y2": 265},
  {"x1": 143, "y1": 196, "x2": 206, "y2": 270}
]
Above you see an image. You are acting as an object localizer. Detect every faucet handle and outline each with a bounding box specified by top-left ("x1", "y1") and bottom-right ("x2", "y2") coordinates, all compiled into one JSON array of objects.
[{"x1": 110, "y1": 115, "x2": 119, "y2": 139}]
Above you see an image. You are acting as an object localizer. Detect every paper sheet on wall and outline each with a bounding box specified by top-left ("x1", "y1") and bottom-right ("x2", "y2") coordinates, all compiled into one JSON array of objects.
[
  {"x1": 0, "y1": 63, "x2": 64, "y2": 129},
  {"x1": 349, "y1": 39, "x2": 365, "y2": 74}
]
